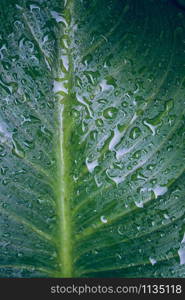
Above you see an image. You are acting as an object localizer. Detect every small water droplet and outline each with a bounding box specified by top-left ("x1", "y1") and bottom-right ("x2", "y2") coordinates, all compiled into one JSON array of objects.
[
  {"x1": 149, "y1": 257, "x2": 157, "y2": 265},
  {"x1": 94, "y1": 175, "x2": 102, "y2": 187},
  {"x1": 115, "y1": 253, "x2": 122, "y2": 260},
  {"x1": 103, "y1": 107, "x2": 118, "y2": 119},
  {"x1": 143, "y1": 118, "x2": 158, "y2": 136},
  {"x1": 147, "y1": 164, "x2": 155, "y2": 171},
  {"x1": 82, "y1": 54, "x2": 93, "y2": 66},
  {"x1": 2, "y1": 179, "x2": 9, "y2": 186},
  {"x1": 95, "y1": 118, "x2": 104, "y2": 127},
  {"x1": 0, "y1": 145, "x2": 5, "y2": 152},
  {"x1": 61, "y1": 55, "x2": 69, "y2": 72},
  {"x1": 76, "y1": 94, "x2": 93, "y2": 118},
  {"x1": 117, "y1": 225, "x2": 124, "y2": 235},
  {"x1": 135, "y1": 201, "x2": 144, "y2": 208},
  {"x1": 100, "y1": 216, "x2": 108, "y2": 223},
  {"x1": 23, "y1": 140, "x2": 35, "y2": 149},
  {"x1": 17, "y1": 252, "x2": 23, "y2": 258},
  {"x1": 129, "y1": 127, "x2": 141, "y2": 140},
  {"x1": 30, "y1": 4, "x2": 40, "y2": 12},
  {"x1": 163, "y1": 213, "x2": 170, "y2": 220},
  {"x1": 12, "y1": 140, "x2": 25, "y2": 159},
  {"x1": 132, "y1": 150, "x2": 142, "y2": 159},
  {"x1": 181, "y1": 233, "x2": 185, "y2": 244},
  {"x1": 1, "y1": 166, "x2": 8, "y2": 175},
  {"x1": 100, "y1": 76, "x2": 117, "y2": 92},
  {"x1": 109, "y1": 127, "x2": 123, "y2": 151},
  {"x1": 51, "y1": 11, "x2": 68, "y2": 27}
]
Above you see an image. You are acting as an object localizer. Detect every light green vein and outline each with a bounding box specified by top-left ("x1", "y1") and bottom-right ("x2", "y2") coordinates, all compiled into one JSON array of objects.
[
  {"x1": 55, "y1": 103, "x2": 73, "y2": 277},
  {"x1": 79, "y1": 253, "x2": 179, "y2": 276},
  {"x1": 0, "y1": 207, "x2": 53, "y2": 243},
  {"x1": 76, "y1": 163, "x2": 185, "y2": 241},
  {"x1": 75, "y1": 210, "x2": 185, "y2": 262},
  {"x1": 54, "y1": 0, "x2": 74, "y2": 278},
  {"x1": 75, "y1": 135, "x2": 185, "y2": 230},
  {"x1": 0, "y1": 265, "x2": 55, "y2": 276}
]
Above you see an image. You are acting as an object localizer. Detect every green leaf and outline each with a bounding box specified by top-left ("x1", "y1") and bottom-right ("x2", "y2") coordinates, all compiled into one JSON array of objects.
[{"x1": 0, "y1": 0, "x2": 185, "y2": 278}]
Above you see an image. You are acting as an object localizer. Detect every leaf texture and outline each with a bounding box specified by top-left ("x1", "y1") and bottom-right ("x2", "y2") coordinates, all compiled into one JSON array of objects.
[{"x1": 0, "y1": 0, "x2": 185, "y2": 277}]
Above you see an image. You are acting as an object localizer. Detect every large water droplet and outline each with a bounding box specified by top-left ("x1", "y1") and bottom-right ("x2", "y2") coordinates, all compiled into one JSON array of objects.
[
  {"x1": 153, "y1": 186, "x2": 168, "y2": 199},
  {"x1": 178, "y1": 248, "x2": 185, "y2": 265}
]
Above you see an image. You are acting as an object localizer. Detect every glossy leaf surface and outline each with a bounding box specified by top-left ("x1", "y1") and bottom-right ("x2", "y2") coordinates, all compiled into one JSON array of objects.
[{"x1": 0, "y1": 0, "x2": 185, "y2": 277}]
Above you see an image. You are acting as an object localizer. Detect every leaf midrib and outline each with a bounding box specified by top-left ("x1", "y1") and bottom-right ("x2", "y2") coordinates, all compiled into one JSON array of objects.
[
  {"x1": 54, "y1": 0, "x2": 74, "y2": 277},
  {"x1": 56, "y1": 103, "x2": 73, "y2": 277}
]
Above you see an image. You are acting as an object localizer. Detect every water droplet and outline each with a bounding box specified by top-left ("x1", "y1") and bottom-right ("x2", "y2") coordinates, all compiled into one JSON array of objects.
[
  {"x1": 76, "y1": 94, "x2": 93, "y2": 118},
  {"x1": 118, "y1": 225, "x2": 124, "y2": 235},
  {"x1": 100, "y1": 76, "x2": 117, "y2": 92},
  {"x1": 53, "y1": 79, "x2": 68, "y2": 94},
  {"x1": 2, "y1": 179, "x2": 9, "y2": 186},
  {"x1": 51, "y1": 11, "x2": 68, "y2": 27},
  {"x1": 95, "y1": 178, "x2": 102, "y2": 188},
  {"x1": 163, "y1": 213, "x2": 170, "y2": 220},
  {"x1": 90, "y1": 130, "x2": 98, "y2": 141},
  {"x1": 103, "y1": 54, "x2": 113, "y2": 68},
  {"x1": 86, "y1": 158, "x2": 99, "y2": 173},
  {"x1": 153, "y1": 186, "x2": 168, "y2": 199},
  {"x1": 116, "y1": 148, "x2": 129, "y2": 160},
  {"x1": 2, "y1": 61, "x2": 11, "y2": 70},
  {"x1": 84, "y1": 71, "x2": 100, "y2": 85},
  {"x1": 22, "y1": 114, "x2": 41, "y2": 124},
  {"x1": 135, "y1": 201, "x2": 144, "y2": 208},
  {"x1": 109, "y1": 127, "x2": 123, "y2": 151},
  {"x1": 132, "y1": 150, "x2": 142, "y2": 159},
  {"x1": 147, "y1": 164, "x2": 155, "y2": 171},
  {"x1": 16, "y1": 4, "x2": 23, "y2": 10},
  {"x1": 122, "y1": 101, "x2": 128, "y2": 108},
  {"x1": 17, "y1": 252, "x2": 23, "y2": 258},
  {"x1": 165, "y1": 99, "x2": 174, "y2": 111},
  {"x1": 178, "y1": 248, "x2": 185, "y2": 265},
  {"x1": 95, "y1": 118, "x2": 104, "y2": 127},
  {"x1": 23, "y1": 140, "x2": 34, "y2": 149},
  {"x1": 82, "y1": 54, "x2": 93, "y2": 66},
  {"x1": 103, "y1": 107, "x2": 118, "y2": 119},
  {"x1": 61, "y1": 55, "x2": 69, "y2": 72},
  {"x1": 181, "y1": 233, "x2": 185, "y2": 244},
  {"x1": 129, "y1": 127, "x2": 141, "y2": 140},
  {"x1": 149, "y1": 257, "x2": 157, "y2": 265},
  {"x1": 143, "y1": 119, "x2": 157, "y2": 136},
  {"x1": 106, "y1": 169, "x2": 124, "y2": 185},
  {"x1": 97, "y1": 98, "x2": 107, "y2": 104},
  {"x1": 100, "y1": 216, "x2": 108, "y2": 223},
  {"x1": 30, "y1": 4, "x2": 40, "y2": 12},
  {"x1": 115, "y1": 253, "x2": 122, "y2": 260},
  {"x1": 12, "y1": 139, "x2": 25, "y2": 159},
  {"x1": 1, "y1": 166, "x2": 8, "y2": 175},
  {"x1": 0, "y1": 145, "x2": 5, "y2": 152}
]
